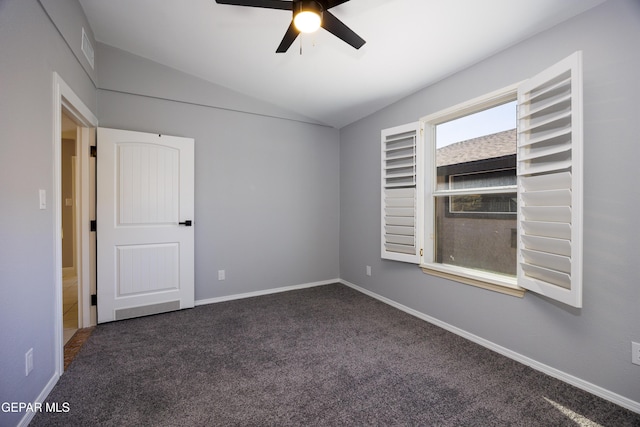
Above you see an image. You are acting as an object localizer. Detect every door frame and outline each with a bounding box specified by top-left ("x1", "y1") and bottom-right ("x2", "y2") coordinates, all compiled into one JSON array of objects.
[{"x1": 53, "y1": 72, "x2": 98, "y2": 375}]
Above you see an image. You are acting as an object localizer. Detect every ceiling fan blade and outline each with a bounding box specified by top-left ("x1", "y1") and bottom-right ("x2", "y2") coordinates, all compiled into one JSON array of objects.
[
  {"x1": 324, "y1": 0, "x2": 350, "y2": 9},
  {"x1": 214, "y1": 0, "x2": 292, "y2": 11},
  {"x1": 321, "y1": 10, "x2": 365, "y2": 49},
  {"x1": 276, "y1": 21, "x2": 300, "y2": 53}
]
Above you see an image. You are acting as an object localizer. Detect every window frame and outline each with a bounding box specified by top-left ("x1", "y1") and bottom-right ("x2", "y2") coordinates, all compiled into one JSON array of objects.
[
  {"x1": 381, "y1": 51, "x2": 583, "y2": 307},
  {"x1": 420, "y1": 84, "x2": 523, "y2": 294}
]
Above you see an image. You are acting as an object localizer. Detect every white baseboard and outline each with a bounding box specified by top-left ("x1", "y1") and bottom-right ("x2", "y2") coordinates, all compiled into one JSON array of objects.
[
  {"x1": 339, "y1": 279, "x2": 640, "y2": 415},
  {"x1": 17, "y1": 371, "x2": 60, "y2": 427},
  {"x1": 195, "y1": 279, "x2": 340, "y2": 306}
]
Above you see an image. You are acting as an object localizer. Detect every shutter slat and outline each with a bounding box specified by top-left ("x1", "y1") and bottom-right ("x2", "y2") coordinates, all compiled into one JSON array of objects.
[
  {"x1": 521, "y1": 235, "x2": 571, "y2": 257},
  {"x1": 517, "y1": 139, "x2": 571, "y2": 161},
  {"x1": 520, "y1": 263, "x2": 571, "y2": 290},
  {"x1": 524, "y1": 74, "x2": 571, "y2": 104},
  {"x1": 385, "y1": 188, "x2": 414, "y2": 198},
  {"x1": 386, "y1": 235, "x2": 415, "y2": 245},
  {"x1": 521, "y1": 189, "x2": 571, "y2": 207},
  {"x1": 384, "y1": 243, "x2": 416, "y2": 255},
  {"x1": 385, "y1": 197, "x2": 415, "y2": 208},
  {"x1": 521, "y1": 248, "x2": 571, "y2": 274},
  {"x1": 385, "y1": 207, "x2": 414, "y2": 217},
  {"x1": 518, "y1": 111, "x2": 571, "y2": 133},
  {"x1": 385, "y1": 216, "x2": 414, "y2": 227},
  {"x1": 385, "y1": 225, "x2": 415, "y2": 236},
  {"x1": 521, "y1": 221, "x2": 571, "y2": 240},
  {"x1": 519, "y1": 127, "x2": 571, "y2": 147},
  {"x1": 519, "y1": 158, "x2": 572, "y2": 176},
  {"x1": 520, "y1": 92, "x2": 571, "y2": 120},
  {"x1": 521, "y1": 206, "x2": 571, "y2": 222},
  {"x1": 520, "y1": 171, "x2": 572, "y2": 191}
]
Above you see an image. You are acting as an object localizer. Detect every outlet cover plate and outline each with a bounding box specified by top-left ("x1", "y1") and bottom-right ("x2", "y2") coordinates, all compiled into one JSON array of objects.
[{"x1": 632, "y1": 342, "x2": 640, "y2": 366}]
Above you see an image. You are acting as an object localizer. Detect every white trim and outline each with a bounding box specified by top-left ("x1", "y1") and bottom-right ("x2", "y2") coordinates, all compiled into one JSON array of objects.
[
  {"x1": 339, "y1": 279, "x2": 640, "y2": 414},
  {"x1": 195, "y1": 279, "x2": 339, "y2": 306},
  {"x1": 420, "y1": 82, "x2": 520, "y2": 124},
  {"x1": 16, "y1": 373, "x2": 59, "y2": 427},
  {"x1": 53, "y1": 72, "x2": 98, "y2": 377},
  {"x1": 420, "y1": 262, "x2": 520, "y2": 290}
]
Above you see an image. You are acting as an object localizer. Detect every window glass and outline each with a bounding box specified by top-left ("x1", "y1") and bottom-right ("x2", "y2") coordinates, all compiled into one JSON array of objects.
[{"x1": 433, "y1": 100, "x2": 517, "y2": 276}]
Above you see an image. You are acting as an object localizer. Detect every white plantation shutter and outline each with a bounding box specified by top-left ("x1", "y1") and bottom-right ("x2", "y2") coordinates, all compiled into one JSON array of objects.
[
  {"x1": 517, "y1": 51, "x2": 583, "y2": 307},
  {"x1": 381, "y1": 122, "x2": 422, "y2": 263}
]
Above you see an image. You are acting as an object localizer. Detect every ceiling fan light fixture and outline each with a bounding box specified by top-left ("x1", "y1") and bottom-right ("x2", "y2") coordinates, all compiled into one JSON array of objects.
[
  {"x1": 294, "y1": 11, "x2": 321, "y2": 33},
  {"x1": 293, "y1": 1, "x2": 323, "y2": 33}
]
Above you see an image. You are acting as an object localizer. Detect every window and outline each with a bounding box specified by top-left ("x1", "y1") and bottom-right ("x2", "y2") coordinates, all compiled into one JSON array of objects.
[
  {"x1": 381, "y1": 52, "x2": 583, "y2": 307},
  {"x1": 432, "y1": 100, "x2": 518, "y2": 278}
]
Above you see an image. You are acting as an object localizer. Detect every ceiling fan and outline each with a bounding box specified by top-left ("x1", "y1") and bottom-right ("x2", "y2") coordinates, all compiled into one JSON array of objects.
[{"x1": 214, "y1": 0, "x2": 365, "y2": 53}]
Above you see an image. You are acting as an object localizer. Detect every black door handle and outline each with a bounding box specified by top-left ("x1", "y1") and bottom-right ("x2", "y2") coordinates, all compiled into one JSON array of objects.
[{"x1": 179, "y1": 220, "x2": 192, "y2": 227}]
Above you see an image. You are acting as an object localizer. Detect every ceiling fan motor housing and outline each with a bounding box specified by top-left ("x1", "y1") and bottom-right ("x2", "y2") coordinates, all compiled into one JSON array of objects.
[{"x1": 294, "y1": 0, "x2": 324, "y2": 19}]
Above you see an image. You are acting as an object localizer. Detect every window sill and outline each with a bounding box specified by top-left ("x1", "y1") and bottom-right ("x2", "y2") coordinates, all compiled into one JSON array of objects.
[{"x1": 419, "y1": 263, "x2": 526, "y2": 298}]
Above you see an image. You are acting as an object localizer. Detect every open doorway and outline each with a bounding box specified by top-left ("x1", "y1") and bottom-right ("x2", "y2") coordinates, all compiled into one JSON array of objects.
[
  {"x1": 61, "y1": 111, "x2": 79, "y2": 344},
  {"x1": 53, "y1": 73, "x2": 98, "y2": 375}
]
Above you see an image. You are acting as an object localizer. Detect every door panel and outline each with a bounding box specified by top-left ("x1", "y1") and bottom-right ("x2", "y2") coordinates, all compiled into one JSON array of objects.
[{"x1": 97, "y1": 128, "x2": 194, "y2": 323}]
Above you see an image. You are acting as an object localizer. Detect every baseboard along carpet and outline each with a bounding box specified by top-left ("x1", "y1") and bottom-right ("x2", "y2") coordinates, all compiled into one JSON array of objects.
[{"x1": 32, "y1": 284, "x2": 640, "y2": 426}]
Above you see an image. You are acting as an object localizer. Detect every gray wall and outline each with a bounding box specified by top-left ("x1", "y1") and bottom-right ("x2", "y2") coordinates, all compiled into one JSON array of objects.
[
  {"x1": 0, "y1": 0, "x2": 96, "y2": 425},
  {"x1": 340, "y1": 0, "x2": 640, "y2": 405},
  {"x1": 38, "y1": 0, "x2": 98, "y2": 85},
  {"x1": 96, "y1": 45, "x2": 341, "y2": 301},
  {"x1": 97, "y1": 44, "x2": 323, "y2": 127}
]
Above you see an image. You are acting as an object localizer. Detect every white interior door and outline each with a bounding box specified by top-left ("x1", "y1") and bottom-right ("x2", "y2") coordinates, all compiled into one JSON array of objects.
[{"x1": 97, "y1": 128, "x2": 194, "y2": 323}]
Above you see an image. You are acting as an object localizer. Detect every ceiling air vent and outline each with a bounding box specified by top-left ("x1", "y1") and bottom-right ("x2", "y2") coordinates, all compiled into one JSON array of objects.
[{"x1": 81, "y1": 27, "x2": 94, "y2": 69}]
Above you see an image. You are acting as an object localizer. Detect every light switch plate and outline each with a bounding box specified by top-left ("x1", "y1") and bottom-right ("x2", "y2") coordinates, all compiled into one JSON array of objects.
[{"x1": 39, "y1": 189, "x2": 46, "y2": 210}]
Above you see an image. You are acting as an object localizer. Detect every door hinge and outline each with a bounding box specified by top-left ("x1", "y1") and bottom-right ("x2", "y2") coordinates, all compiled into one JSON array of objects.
[
  {"x1": 420, "y1": 248, "x2": 423, "y2": 257},
  {"x1": 90, "y1": 146, "x2": 97, "y2": 158},
  {"x1": 91, "y1": 294, "x2": 97, "y2": 306},
  {"x1": 90, "y1": 220, "x2": 97, "y2": 232}
]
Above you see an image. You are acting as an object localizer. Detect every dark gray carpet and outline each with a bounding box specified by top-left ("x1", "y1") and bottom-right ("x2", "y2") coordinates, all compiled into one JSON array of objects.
[{"x1": 32, "y1": 284, "x2": 639, "y2": 426}]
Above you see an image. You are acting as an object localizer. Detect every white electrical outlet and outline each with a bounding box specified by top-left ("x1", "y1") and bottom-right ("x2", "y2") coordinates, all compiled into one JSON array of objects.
[
  {"x1": 366, "y1": 265, "x2": 372, "y2": 276},
  {"x1": 632, "y1": 342, "x2": 640, "y2": 366},
  {"x1": 218, "y1": 270, "x2": 225, "y2": 281},
  {"x1": 25, "y1": 348, "x2": 33, "y2": 376}
]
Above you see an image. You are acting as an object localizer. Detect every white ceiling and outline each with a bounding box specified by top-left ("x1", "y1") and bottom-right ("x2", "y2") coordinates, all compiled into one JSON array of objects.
[{"x1": 79, "y1": 0, "x2": 605, "y2": 128}]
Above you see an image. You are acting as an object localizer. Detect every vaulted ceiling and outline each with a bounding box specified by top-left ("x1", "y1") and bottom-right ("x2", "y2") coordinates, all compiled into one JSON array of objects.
[{"x1": 79, "y1": 0, "x2": 605, "y2": 128}]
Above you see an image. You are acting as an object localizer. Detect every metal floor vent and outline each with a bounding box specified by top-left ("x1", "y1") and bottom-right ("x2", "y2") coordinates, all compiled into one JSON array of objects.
[{"x1": 115, "y1": 301, "x2": 180, "y2": 321}]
